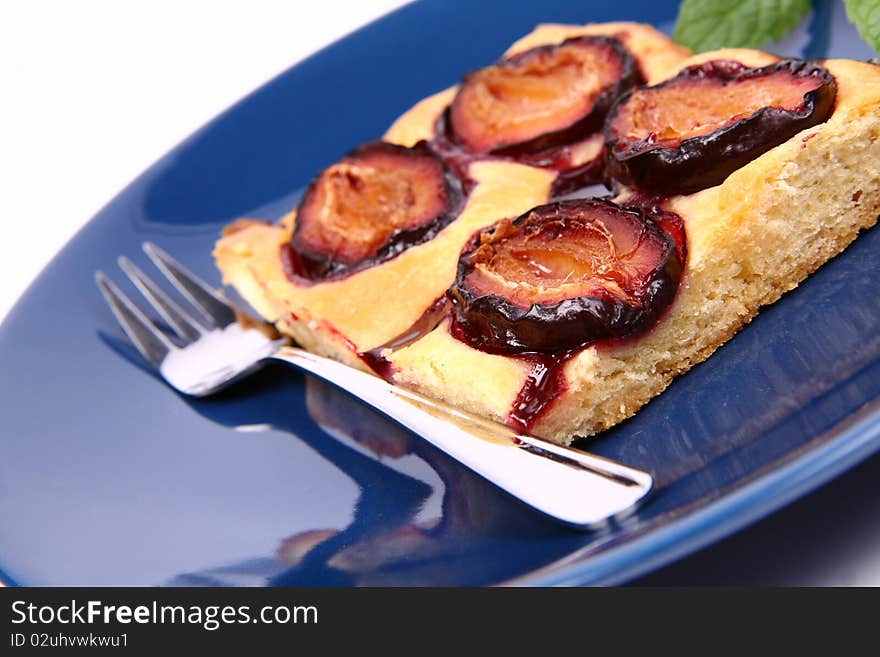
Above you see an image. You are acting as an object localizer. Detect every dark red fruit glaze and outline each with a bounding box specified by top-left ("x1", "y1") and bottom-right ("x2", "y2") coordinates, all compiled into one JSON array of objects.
[
  {"x1": 507, "y1": 350, "x2": 576, "y2": 432},
  {"x1": 284, "y1": 140, "x2": 465, "y2": 282},
  {"x1": 430, "y1": 110, "x2": 605, "y2": 198},
  {"x1": 429, "y1": 112, "x2": 486, "y2": 188},
  {"x1": 433, "y1": 111, "x2": 609, "y2": 197},
  {"x1": 449, "y1": 35, "x2": 640, "y2": 156},
  {"x1": 506, "y1": 197, "x2": 685, "y2": 432},
  {"x1": 516, "y1": 137, "x2": 607, "y2": 197},
  {"x1": 621, "y1": 192, "x2": 688, "y2": 266},
  {"x1": 605, "y1": 59, "x2": 837, "y2": 194},
  {"x1": 448, "y1": 198, "x2": 682, "y2": 354},
  {"x1": 358, "y1": 350, "x2": 395, "y2": 381},
  {"x1": 358, "y1": 296, "x2": 450, "y2": 378}
]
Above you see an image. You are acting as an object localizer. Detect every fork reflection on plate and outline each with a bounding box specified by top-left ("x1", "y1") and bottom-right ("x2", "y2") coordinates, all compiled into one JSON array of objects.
[{"x1": 95, "y1": 242, "x2": 653, "y2": 529}]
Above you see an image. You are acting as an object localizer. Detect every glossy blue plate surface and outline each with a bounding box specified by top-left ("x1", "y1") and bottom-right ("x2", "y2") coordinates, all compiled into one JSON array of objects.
[{"x1": 1, "y1": 0, "x2": 879, "y2": 586}]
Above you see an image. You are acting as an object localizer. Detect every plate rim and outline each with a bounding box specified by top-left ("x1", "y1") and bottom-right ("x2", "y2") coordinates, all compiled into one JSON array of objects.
[{"x1": 509, "y1": 400, "x2": 880, "y2": 586}]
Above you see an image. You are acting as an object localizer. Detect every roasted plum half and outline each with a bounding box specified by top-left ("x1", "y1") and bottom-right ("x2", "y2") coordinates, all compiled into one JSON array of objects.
[
  {"x1": 448, "y1": 35, "x2": 640, "y2": 155},
  {"x1": 449, "y1": 199, "x2": 681, "y2": 353},
  {"x1": 286, "y1": 141, "x2": 464, "y2": 281},
  {"x1": 605, "y1": 59, "x2": 837, "y2": 194}
]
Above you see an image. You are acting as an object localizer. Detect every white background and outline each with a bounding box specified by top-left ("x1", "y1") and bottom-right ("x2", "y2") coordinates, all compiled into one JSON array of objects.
[{"x1": 0, "y1": 0, "x2": 407, "y2": 321}]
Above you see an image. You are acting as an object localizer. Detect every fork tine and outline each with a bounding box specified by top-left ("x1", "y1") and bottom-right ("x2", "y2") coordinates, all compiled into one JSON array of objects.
[
  {"x1": 118, "y1": 256, "x2": 205, "y2": 343},
  {"x1": 143, "y1": 242, "x2": 237, "y2": 328},
  {"x1": 95, "y1": 271, "x2": 175, "y2": 367}
]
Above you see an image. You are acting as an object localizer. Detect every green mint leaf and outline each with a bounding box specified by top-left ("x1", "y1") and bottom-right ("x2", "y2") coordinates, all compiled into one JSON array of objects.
[
  {"x1": 844, "y1": 0, "x2": 880, "y2": 53},
  {"x1": 673, "y1": 0, "x2": 811, "y2": 52}
]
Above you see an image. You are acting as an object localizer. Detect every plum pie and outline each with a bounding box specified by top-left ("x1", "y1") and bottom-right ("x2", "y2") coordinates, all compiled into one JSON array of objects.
[{"x1": 214, "y1": 22, "x2": 880, "y2": 445}]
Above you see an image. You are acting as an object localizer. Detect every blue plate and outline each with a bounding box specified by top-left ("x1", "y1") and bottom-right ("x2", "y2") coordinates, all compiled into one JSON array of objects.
[{"x1": 2, "y1": 0, "x2": 879, "y2": 586}]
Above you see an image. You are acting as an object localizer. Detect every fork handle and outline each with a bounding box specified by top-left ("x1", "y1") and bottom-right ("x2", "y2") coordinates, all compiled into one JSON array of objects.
[{"x1": 271, "y1": 346, "x2": 652, "y2": 529}]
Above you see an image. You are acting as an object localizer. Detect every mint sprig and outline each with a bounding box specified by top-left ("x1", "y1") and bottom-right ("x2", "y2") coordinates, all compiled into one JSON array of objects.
[
  {"x1": 843, "y1": 0, "x2": 880, "y2": 52},
  {"x1": 673, "y1": 0, "x2": 812, "y2": 52},
  {"x1": 674, "y1": 0, "x2": 880, "y2": 55}
]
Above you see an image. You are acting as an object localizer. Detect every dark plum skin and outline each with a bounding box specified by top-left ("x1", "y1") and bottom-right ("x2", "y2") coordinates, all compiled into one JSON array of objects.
[
  {"x1": 285, "y1": 141, "x2": 465, "y2": 282},
  {"x1": 513, "y1": 134, "x2": 607, "y2": 197},
  {"x1": 448, "y1": 35, "x2": 641, "y2": 156},
  {"x1": 604, "y1": 59, "x2": 837, "y2": 195},
  {"x1": 448, "y1": 199, "x2": 682, "y2": 354},
  {"x1": 431, "y1": 109, "x2": 608, "y2": 196}
]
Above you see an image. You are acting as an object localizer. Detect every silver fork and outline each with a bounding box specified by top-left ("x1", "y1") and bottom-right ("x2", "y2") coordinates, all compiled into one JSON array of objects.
[{"x1": 96, "y1": 243, "x2": 652, "y2": 528}]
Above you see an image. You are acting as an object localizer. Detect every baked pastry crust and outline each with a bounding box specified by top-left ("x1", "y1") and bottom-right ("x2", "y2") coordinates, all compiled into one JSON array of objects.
[
  {"x1": 215, "y1": 21, "x2": 681, "y2": 369},
  {"x1": 214, "y1": 161, "x2": 554, "y2": 368},
  {"x1": 385, "y1": 53, "x2": 880, "y2": 443},
  {"x1": 214, "y1": 26, "x2": 880, "y2": 445},
  {"x1": 384, "y1": 22, "x2": 691, "y2": 148}
]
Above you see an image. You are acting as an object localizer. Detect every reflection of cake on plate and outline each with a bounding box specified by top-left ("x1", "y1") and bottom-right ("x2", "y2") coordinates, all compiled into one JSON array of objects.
[{"x1": 214, "y1": 21, "x2": 880, "y2": 445}]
